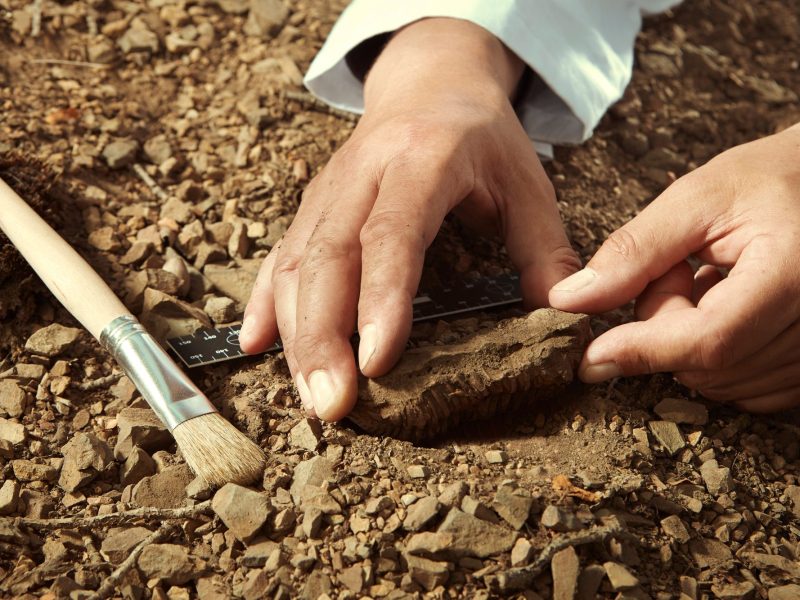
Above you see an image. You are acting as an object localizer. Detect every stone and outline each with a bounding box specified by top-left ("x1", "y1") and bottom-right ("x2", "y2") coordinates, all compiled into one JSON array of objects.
[
  {"x1": 302, "y1": 507, "x2": 323, "y2": 538},
  {"x1": 59, "y1": 433, "x2": 113, "y2": 492},
  {"x1": 121, "y1": 447, "x2": 156, "y2": 486},
  {"x1": 289, "y1": 455, "x2": 333, "y2": 504},
  {"x1": 770, "y1": 585, "x2": 800, "y2": 600},
  {"x1": 403, "y1": 496, "x2": 440, "y2": 532},
  {"x1": 244, "y1": 0, "x2": 288, "y2": 38},
  {"x1": 228, "y1": 221, "x2": 249, "y2": 258},
  {"x1": 653, "y1": 398, "x2": 708, "y2": 425},
  {"x1": 541, "y1": 505, "x2": 582, "y2": 532},
  {"x1": 120, "y1": 241, "x2": 154, "y2": 266},
  {"x1": 144, "y1": 135, "x2": 173, "y2": 165},
  {"x1": 493, "y1": 484, "x2": 534, "y2": 530},
  {"x1": 160, "y1": 198, "x2": 193, "y2": 224},
  {"x1": 711, "y1": 581, "x2": 755, "y2": 600},
  {"x1": 102, "y1": 138, "x2": 139, "y2": 169},
  {"x1": 0, "y1": 380, "x2": 27, "y2": 417},
  {"x1": 212, "y1": 483, "x2": 271, "y2": 542},
  {"x1": 118, "y1": 26, "x2": 159, "y2": 54},
  {"x1": 510, "y1": 537, "x2": 534, "y2": 566},
  {"x1": 743, "y1": 552, "x2": 800, "y2": 578},
  {"x1": 485, "y1": 450, "x2": 507, "y2": 464},
  {"x1": 578, "y1": 564, "x2": 607, "y2": 600},
  {"x1": 405, "y1": 554, "x2": 449, "y2": 591},
  {"x1": 604, "y1": 562, "x2": 639, "y2": 591},
  {"x1": 689, "y1": 538, "x2": 733, "y2": 568},
  {"x1": 461, "y1": 495, "x2": 499, "y2": 523},
  {"x1": 100, "y1": 527, "x2": 152, "y2": 563},
  {"x1": 185, "y1": 476, "x2": 212, "y2": 500},
  {"x1": 204, "y1": 296, "x2": 236, "y2": 324},
  {"x1": 242, "y1": 540, "x2": 280, "y2": 567},
  {"x1": 114, "y1": 408, "x2": 172, "y2": 460},
  {"x1": 552, "y1": 547, "x2": 580, "y2": 600},
  {"x1": 88, "y1": 226, "x2": 122, "y2": 252},
  {"x1": 661, "y1": 515, "x2": 690, "y2": 544},
  {"x1": 437, "y1": 508, "x2": 516, "y2": 558},
  {"x1": 204, "y1": 262, "x2": 259, "y2": 306},
  {"x1": 25, "y1": 324, "x2": 81, "y2": 356},
  {"x1": 87, "y1": 37, "x2": 116, "y2": 63},
  {"x1": 438, "y1": 481, "x2": 468, "y2": 508},
  {"x1": 0, "y1": 418, "x2": 26, "y2": 445},
  {"x1": 138, "y1": 544, "x2": 199, "y2": 585},
  {"x1": 300, "y1": 488, "x2": 341, "y2": 515},
  {"x1": 0, "y1": 480, "x2": 20, "y2": 515},
  {"x1": 407, "y1": 465, "x2": 429, "y2": 479},
  {"x1": 784, "y1": 485, "x2": 800, "y2": 519},
  {"x1": 131, "y1": 464, "x2": 194, "y2": 509},
  {"x1": 406, "y1": 531, "x2": 455, "y2": 559},
  {"x1": 11, "y1": 459, "x2": 57, "y2": 482},
  {"x1": 339, "y1": 564, "x2": 365, "y2": 593},
  {"x1": 302, "y1": 571, "x2": 332, "y2": 600},
  {"x1": 365, "y1": 495, "x2": 395, "y2": 515},
  {"x1": 700, "y1": 459, "x2": 734, "y2": 496},
  {"x1": 648, "y1": 420, "x2": 685, "y2": 455},
  {"x1": 140, "y1": 288, "x2": 212, "y2": 341},
  {"x1": 289, "y1": 418, "x2": 322, "y2": 452}
]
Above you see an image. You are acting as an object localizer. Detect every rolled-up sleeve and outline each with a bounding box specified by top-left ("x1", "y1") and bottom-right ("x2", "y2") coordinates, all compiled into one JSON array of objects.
[{"x1": 304, "y1": 0, "x2": 682, "y2": 147}]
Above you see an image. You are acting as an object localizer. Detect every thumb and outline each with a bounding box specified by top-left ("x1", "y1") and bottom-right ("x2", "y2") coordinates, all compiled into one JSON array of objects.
[{"x1": 548, "y1": 179, "x2": 709, "y2": 313}]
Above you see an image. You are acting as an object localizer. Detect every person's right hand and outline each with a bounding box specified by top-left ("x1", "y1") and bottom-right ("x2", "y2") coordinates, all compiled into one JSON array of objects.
[{"x1": 240, "y1": 18, "x2": 580, "y2": 421}]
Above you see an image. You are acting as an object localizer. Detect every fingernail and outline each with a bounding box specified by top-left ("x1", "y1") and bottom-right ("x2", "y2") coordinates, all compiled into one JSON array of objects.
[
  {"x1": 295, "y1": 372, "x2": 313, "y2": 410},
  {"x1": 358, "y1": 324, "x2": 378, "y2": 371},
  {"x1": 309, "y1": 369, "x2": 338, "y2": 419},
  {"x1": 580, "y1": 361, "x2": 622, "y2": 383},
  {"x1": 551, "y1": 268, "x2": 597, "y2": 293}
]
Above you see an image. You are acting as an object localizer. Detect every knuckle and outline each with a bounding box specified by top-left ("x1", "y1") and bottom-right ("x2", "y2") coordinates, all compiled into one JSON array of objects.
[
  {"x1": 698, "y1": 326, "x2": 737, "y2": 370},
  {"x1": 272, "y1": 250, "x2": 301, "y2": 281},
  {"x1": 604, "y1": 227, "x2": 645, "y2": 262},
  {"x1": 300, "y1": 235, "x2": 359, "y2": 272},
  {"x1": 548, "y1": 244, "x2": 583, "y2": 275},
  {"x1": 360, "y1": 211, "x2": 425, "y2": 252},
  {"x1": 674, "y1": 370, "x2": 712, "y2": 391}
]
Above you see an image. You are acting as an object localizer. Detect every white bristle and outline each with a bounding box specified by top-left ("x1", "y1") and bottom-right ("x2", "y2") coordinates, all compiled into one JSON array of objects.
[{"x1": 173, "y1": 412, "x2": 267, "y2": 488}]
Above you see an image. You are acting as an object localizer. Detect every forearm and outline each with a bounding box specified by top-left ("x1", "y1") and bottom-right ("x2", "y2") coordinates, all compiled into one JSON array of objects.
[{"x1": 363, "y1": 18, "x2": 525, "y2": 115}]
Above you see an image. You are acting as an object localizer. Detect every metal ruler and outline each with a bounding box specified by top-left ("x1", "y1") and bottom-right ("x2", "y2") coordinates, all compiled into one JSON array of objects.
[{"x1": 166, "y1": 272, "x2": 522, "y2": 368}]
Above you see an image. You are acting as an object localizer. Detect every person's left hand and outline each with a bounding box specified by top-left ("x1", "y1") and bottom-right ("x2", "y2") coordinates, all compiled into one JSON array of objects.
[{"x1": 549, "y1": 123, "x2": 800, "y2": 412}]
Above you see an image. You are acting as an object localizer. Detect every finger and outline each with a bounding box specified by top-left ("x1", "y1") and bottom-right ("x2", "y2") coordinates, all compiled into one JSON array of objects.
[
  {"x1": 240, "y1": 249, "x2": 279, "y2": 354},
  {"x1": 292, "y1": 183, "x2": 377, "y2": 422},
  {"x1": 357, "y1": 157, "x2": 470, "y2": 377},
  {"x1": 633, "y1": 260, "x2": 694, "y2": 321},
  {"x1": 501, "y1": 158, "x2": 582, "y2": 308},
  {"x1": 549, "y1": 174, "x2": 719, "y2": 313},
  {"x1": 733, "y1": 387, "x2": 800, "y2": 413},
  {"x1": 578, "y1": 236, "x2": 800, "y2": 383},
  {"x1": 692, "y1": 265, "x2": 724, "y2": 304}
]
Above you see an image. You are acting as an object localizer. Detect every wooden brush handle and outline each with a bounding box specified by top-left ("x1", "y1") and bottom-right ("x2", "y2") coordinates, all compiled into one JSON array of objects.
[{"x1": 0, "y1": 177, "x2": 131, "y2": 339}]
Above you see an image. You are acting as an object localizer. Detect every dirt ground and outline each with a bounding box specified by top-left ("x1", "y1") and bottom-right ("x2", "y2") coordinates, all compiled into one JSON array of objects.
[{"x1": 2, "y1": 0, "x2": 800, "y2": 598}]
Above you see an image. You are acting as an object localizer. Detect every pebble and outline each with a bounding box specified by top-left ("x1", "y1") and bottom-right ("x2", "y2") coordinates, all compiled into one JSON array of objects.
[
  {"x1": 137, "y1": 543, "x2": 200, "y2": 585},
  {"x1": 0, "y1": 417, "x2": 26, "y2": 445},
  {"x1": 405, "y1": 531, "x2": 455, "y2": 558},
  {"x1": 648, "y1": 420, "x2": 686, "y2": 455},
  {"x1": 0, "y1": 380, "x2": 27, "y2": 417},
  {"x1": 407, "y1": 465, "x2": 429, "y2": 479},
  {"x1": 688, "y1": 538, "x2": 733, "y2": 568},
  {"x1": 405, "y1": 554, "x2": 449, "y2": 591},
  {"x1": 438, "y1": 481, "x2": 468, "y2": 508},
  {"x1": 25, "y1": 324, "x2": 81, "y2": 356},
  {"x1": 578, "y1": 564, "x2": 607, "y2": 599},
  {"x1": 510, "y1": 537, "x2": 534, "y2": 566},
  {"x1": 0, "y1": 480, "x2": 20, "y2": 515},
  {"x1": 59, "y1": 432, "x2": 113, "y2": 492},
  {"x1": 203, "y1": 263, "x2": 258, "y2": 306},
  {"x1": 769, "y1": 585, "x2": 800, "y2": 600},
  {"x1": 485, "y1": 450, "x2": 507, "y2": 464},
  {"x1": 743, "y1": 552, "x2": 800, "y2": 579},
  {"x1": 87, "y1": 37, "x2": 116, "y2": 63},
  {"x1": 604, "y1": 561, "x2": 639, "y2": 591},
  {"x1": 436, "y1": 508, "x2": 516, "y2": 558},
  {"x1": 144, "y1": 135, "x2": 173, "y2": 165},
  {"x1": 160, "y1": 198, "x2": 193, "y2": 224},
  {"x1": 102, "y1": 138, "x2": 139, "y2": 169},
  {"x1": 365, "y1": 495, "x2": 394, "y2": 515},
  {"x1": 290, "y1": 455, "x2": 334, "y2": 504},
  {"x1": 552, "y1": 547, "x2": 580, "y2": 600},
  {"x1": 302, "y1": 507, "x2": 323, "y2": 538},
  {"x1": 461, "y1": 495, "x2": 498, "y2": 523},
  {"x1": 118, "y1": 26, "x2": 160, "y2": 54},
  {"x1": 289, "y1": 418, "x2": 322, "y2": 452},
  {"x1": 11, "y1": 459, "x2": 57, "y2": 482},
  {"x1": 653, "y1": 398, "x2": 708, "y2": 425},
  {"x1": 711, "y1": 581, "x2": 755, "y2": 600},
  {"x1": 100, "y1": 526, "x2": 152, "y2": 563},
  {"x1": 204, "y1": 296, "x2": 236, "y2": 324},
  {"x1": 492, "y1": 483, "x2": 534, "y2": 530},
  {"x1": 660, "y1": 515, "x2": 690, "y2": 544},
  {"x1": 242, "y1": 540, "x2": 280, "y2": 567},
  {"x1": 699, "y1": 459, "x2": 734, "y2": 496},
  {"x1": 120, "y1": 446, "x2": 156, "y2": 486},
  {"x1": 244, "y1": 0, "x2": 288, "y2": 38},
  {"x1": 185, "y1": 476, "x2": 212, "y2": 501},
  {"x1": 540, "y1": 505, "x2": 582, "y2": 532},
  {"x1": 403, "y1": 495, "x2": 440, "y2": 531},
  {"x1": 114, "y1": 407, "x2": 172, "y2": 460},
  {"x1": 212, "y1": 483, "x2": 272, "y2": 542},
  {"x1": 131, "y1": 463, "x2": 194, "y2": 509},
  {"x1": 784, "y1": 485, "x2": 800, "y2": 519},
  {"x1": 338, "y1": 564, "x2": 365, "y2": 593}
]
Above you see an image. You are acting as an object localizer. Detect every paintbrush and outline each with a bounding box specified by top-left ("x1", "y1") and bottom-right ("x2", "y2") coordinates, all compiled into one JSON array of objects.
[{"x1": 0, "y1": 176, "x2": 266, "y2": 487}]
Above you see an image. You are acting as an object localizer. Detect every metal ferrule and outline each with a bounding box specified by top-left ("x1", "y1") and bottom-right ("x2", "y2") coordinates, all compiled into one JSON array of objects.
[{"x1": 100, "y1": 315, "x2": 216, "y2": 430}]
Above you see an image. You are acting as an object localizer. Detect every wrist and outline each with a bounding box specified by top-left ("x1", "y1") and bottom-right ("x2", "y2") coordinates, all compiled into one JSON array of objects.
[{"x1": 363, "y1": 18, "x2": 524, "y2": 116}]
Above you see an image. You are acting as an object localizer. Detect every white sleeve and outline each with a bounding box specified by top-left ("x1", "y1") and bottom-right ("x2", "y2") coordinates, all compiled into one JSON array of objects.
[{"x1": 304, "y1": 0, "x2": 682, "y2": 149}]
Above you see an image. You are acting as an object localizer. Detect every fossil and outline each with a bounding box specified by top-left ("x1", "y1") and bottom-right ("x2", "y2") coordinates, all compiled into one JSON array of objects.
[{"x1": 348, "y1": 308, "x2": 591, "y2": 441}]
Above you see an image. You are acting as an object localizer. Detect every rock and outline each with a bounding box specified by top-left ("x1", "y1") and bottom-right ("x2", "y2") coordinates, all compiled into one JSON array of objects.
[
  {"x1": 59, "y1": 433, "x2": 113, "y2": 492},
  {"x1": 242, "y1": 540, "x2": 280, "y2": 567},
  {"x1": 407, "y1": 465, "x2": 429, "y2": 479},
  {"x1": 120, "y1": 241, "x2": 154, "y2": 266},
  {"x1": 300, "y1": 488, "x2": 341, "y2": 514},
  {"x1": 114, "y1": 408, "x2": 172, "y2": 460},
  {"x1": 700, "y1": 459, "x2": 734, "y2": 496},
  {"x1": 438, "y1": 481, "x2": 468, "y2": 508},
  {"x1": 228, "y1": 221, "x2": 249, "y2": 258},
  {"x1": 25, "y1": 324, "x2": 81, "y2": 356},
  {"x1": 121, "y1": 446, "x2": 156, "y2": 486},
  {"x1": 604, "y1": 562, "x2": 639, "y2": 591},
  {"x1": 204, "y1": 296, "x2": 237, "y2": 324},
  {"x1": 485, "y1": 450, "x2": 507, "y2": 464},
  {"x1": 289, "y1": 456, "x2": 333, "y2": 504},
  {"x1": 770, "y1": 585, "x2": 800, "y2": 600},
  {"x1": 784, "y1": 485, "x2": 800, "y2": 519},
  {"x1": 365, "y1": 495, "x2": 394, "y2": 515},
  {"x1": 0, "y1": 418, "x2": 26, "y2": 445},
  {"x1": 87, "y1": 36, "x2": 116, "y2": 63},
  {"x1": 212, "y1": 483, "x2": 271, "y2": 542},
  {"x1": 302, "y1": 507, "x2": 323, "y2": 538},
  {"x1": 100, "y1": 527, "x2": 152, "y2": 563},
  {"x1": 140, "y1": 288, "x2": 212, "y2": 340},
  {"x1": 11, "y1": 459, "x2": 57, "y2": 482},
  {"x1": 653, "y1": 398, "x2": 708, "y2": 425},
  {"x1": 131, "y1": 464, "x2": 194, "y2": 509},
  {"x1": 302, "y1": 571, "x2": 332, "y2": 600},
  {"x1": 661, "y1": 515, "x2": 690, "y2": 544},
  {"x1": 648, "y1": 420, "x2": 685, "y2": 456},
  {"x1": 118, "y1": 26, "x2": 159, "y2": 54},
  {"x1": 405, "y1": 554, "x2": 449, "y2": 591},
  {"x1": 510, "y1": 537, "x2": 534, "y2": 566},
  {"x1": 0, "y1": 380, "x2": 27, "y2": 417},
  {"x1": 461, "y1": 495, "x2": 498, "y2": 523},
  {"x1": 578, "y1": 564, "x2": 607, "y2": 600},
  {"x1": 689, "y1": 538, "x2": 733, "y2": 568},
  {"x1": 406, "y1": 531, "x2": 455, "y2": 558},
  {"x1": 88, "y1": 226, "x2": 122, "y2": 252},
  {"x1": 493, "y1": 483, "x2": 534, "y2": 530},
  {"x1": 138, "y1": 544, "x2": 200, "y2": 585},
  {"x1": 186, "y1": 476, "x2": 212, "y2": 500},
  {"x1": 339, "y1": 564, "x2": 365, "y2": 593},
  {"x1": 436, "y1": 508, "x2": 516, "y2": 558},
  {"x1": 160, "y1": 198, "x2": 193, "y2": 224},
  {"x1": 403, "y1": 496, "x2": 440, "y2": 531},
  {"x1": 244, "y1": 0, "x2": 288, "y2": 38},
  {"x1": 289, "y1": 418, "x2": 322, "y2": 452},
  {"x1": 742, "y1": 552, "x2": 800, "y2": 579},
  {"x1": 102, "y1": 138, "x2": 139, "y2": 169},
  {"x1": 144, "y1": 135, "x2": 173, "y2": 165},
  {"x1": 0, "y1": 480, "x2": 20, "y2": 515},
  {"x1": 552, "y1": 547, "x2": 580, "y2": 600},
  {"x1": 541, "y1": 505, "x2": 582, "y2": 532},
  {"x1": 711, "y1": 581, "x2": 755, "y2": 600},
  {"x1": 203, "y1": 263, "x2": 258, "y2": 306}
]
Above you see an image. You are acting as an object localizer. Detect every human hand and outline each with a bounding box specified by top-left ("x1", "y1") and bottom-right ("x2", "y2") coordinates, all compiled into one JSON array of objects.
[
  {"x1": 550, "y1": 123, "x2": 800, "y2": 412},
  {"x1": 240, "y1": 18, "x2": 580, "y2": 421}
]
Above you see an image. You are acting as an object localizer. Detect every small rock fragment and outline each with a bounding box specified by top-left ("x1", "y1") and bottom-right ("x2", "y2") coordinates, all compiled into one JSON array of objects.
[
  {"x1": 114, "y1": 408, "x2": 172, "y2": 460},
  {"x1": 485, "y1": 450, "x2": 507, "y2": 464},
  {"x1": 204, "y1": 296, "x2": 237, "y2": 324},
  {"x1": 242, "y1": 540, "x2": 280, "y2": 568},
  {"x1": 770, "y1": 585, "x2": 800, "y2": 600},
  {"x1": 289, "y1": 456, "x2": 333, "y2": 504},
  {"x1": 102, "y1": 138, "x2": 139, "y2": 169},
  {"x1": 493, "y1": 483, "x2": 534, "y2": 530},
  {"x1": 118, "y1": 26, "x2": 159, "y2": 54},
  {"x1": 461, "y1": 495, "x2": 498, "y2": 522},
  {"x1": 653, "y1": 398, "x2": 708, "y2": 425},
  {"x1": 121, "y1": 446, "x2": 156, "y2": 486},
  {"x1": 699, "y1": 459, "x2": 734, "y2": 496},
  {"x1": 541, "y1": 505, "x2": 582, "y2": 532},
  {"x1": 437, "y1": 508, "x2": 516, "y2": 558},
  {"x1": 510, "y1": 537, "x2": 534, "y2": 566},
  {"x1": 0, "y1": 417, "x2": 26, "y2": 445},
  {"x1": 59, "y1": 433, "x2": 113, "y2": 492},
  {"x1": 0, "y1": 480, "x2": 20, "y2": 515},
  {"x1": 648, "y1": 420, "x2": 686, "y2": 455},
  {"x1": 552, "y1": 547, "x2": 580, "y2": 600},
  {"x1": 438, "y1": 481, "x2": 468, "y2": 508},
  {"x1": 0, "y1": 380, "x2": 27, "y2": 417},
  {"x1": 407, "y1": 465, "x2": 429, "y2": 479},
  {"x1": 131, "y1": 464, "x2": 194, "y2": 509},
  {"x1": 244, "y1": 0, "x2": 288, "y2": 38},
  {"x1": 689, "y1": 538, "x2": 733, "y2": 568},
  {"x1": 403, "y1": 496, "x2": 440, "y2": 532},
  {"x1": 405, "y1": 554, "x2": 449, "y2": 591},
  {"x1": 100, "y1": 527, "x2": 152, "y2": 563},
  {"x1": 604, "y1": 562, "x2": 639, "y2": 591},
  {"x1": 290, "y1": 418, "x2": 322, "y2": 452},
  {"x1": 661, "y1": 515, "x2": 690, "y2": 544},
  {"x1": 578, "y1": 564, "x2": 607, "y2": 600},
  {"x1": 711, "y1": 581, "x2": 755, "y2": 600},
  {"x1": 11, "y1": 459, "x2": 57, "y2": 482},
  {"x1": 25, "y1": 324, "x2": 81, "y2": 356},
  {"x1": 212, "y1": 483, "x2": 271, "y2": 542},
  {"x1": 137, "y1": 544, "x2": 200, "y2": 585}
]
